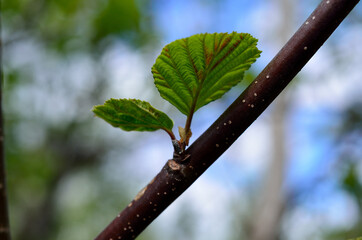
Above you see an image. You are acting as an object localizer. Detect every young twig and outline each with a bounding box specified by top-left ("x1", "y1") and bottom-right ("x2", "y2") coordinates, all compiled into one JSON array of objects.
[{"x1": 95, "y1": 0, "x2": 360, "y2": 239}]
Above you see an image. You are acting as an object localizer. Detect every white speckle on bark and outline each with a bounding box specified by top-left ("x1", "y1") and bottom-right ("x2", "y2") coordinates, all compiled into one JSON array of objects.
[
  {"x1": 312, "y1": 16, "x2": 316, "y2": 20},
  {"x1": 228, "y1": 120, "x2": 232, "y2": 124},
  {"x1": 266, "y1": 75, "x2": 270, "y2": 79},
  {"x1": 251, "y1": 104, "x2": 254, "y2": 108},
  {"x1": 304, "y1": 46, "x2": 308, "y2": 50},
  {"x1": 326, "y1": 0, "x2": 330, "y2": 3},
  {"x1": 254, "y1": 93, "x2": 257, "y2": 96},
  {"x1": 305, "y1": 21, "x2": 309, "y2": 25},
  {"x1": 216, "y1": 144, "x2": 220, "y2": 148},
  {"x1": 242, "y1": 99, "x2": 246, "y2": 103}
]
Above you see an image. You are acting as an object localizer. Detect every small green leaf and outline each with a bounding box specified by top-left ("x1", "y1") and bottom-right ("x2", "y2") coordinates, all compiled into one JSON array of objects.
[
  {"x1": 93, "y1": 98, "x2": 174, "y2": 133},
  {"x1": 152, "y1": 32, "x2": 261, "y2": 115}
]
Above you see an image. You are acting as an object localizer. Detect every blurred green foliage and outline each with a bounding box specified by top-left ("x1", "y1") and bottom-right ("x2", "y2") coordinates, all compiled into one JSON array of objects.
[
  {"x1": 93, "y1": 0, "x2": 141, "y2": 43},
  {"x1": 3, "y1": 0, "x2": 159, "y2": 239},
  {"x1": 331, "y1": 103, "x2": 362, "y2": 239},
  {"x1": 3, "y1": 0, "x2": 153, "y2": 53}
]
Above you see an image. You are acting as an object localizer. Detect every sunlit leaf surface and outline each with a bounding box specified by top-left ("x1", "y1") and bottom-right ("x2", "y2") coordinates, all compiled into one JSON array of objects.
[{"x1": 152, "y1": 32, "x2": 261, "y2": 115}]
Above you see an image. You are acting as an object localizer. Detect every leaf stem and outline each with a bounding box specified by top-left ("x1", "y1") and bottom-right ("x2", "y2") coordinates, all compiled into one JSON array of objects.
[
  {"x1": 183, "y1": 107, "x2": 194, "y2": 144},
  {"x1": 164, "y1": 128, "x2": 176, "y2": 141},
  {"x1": 182, "y1": 79, "x2": 202, "y2": 149}
]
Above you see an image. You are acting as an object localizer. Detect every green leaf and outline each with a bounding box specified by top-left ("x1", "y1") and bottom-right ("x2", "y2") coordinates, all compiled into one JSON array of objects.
[
  {"x1": 92, "y1": 98, "x2": 174, "y2": 133},
  {"x1": 152, "y1": 32, "x2": 261, "y2": 115},
  {"x1": 92, "y1": 0, "x2": 141, "y2": 44}
]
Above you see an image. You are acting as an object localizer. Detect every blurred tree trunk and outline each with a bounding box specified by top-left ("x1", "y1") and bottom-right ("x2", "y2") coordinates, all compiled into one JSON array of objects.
[
  {"x1": 249, "y1": 0, "x2": 294, "y2": 239},
  {"x1": 0, "y1": 12, "x2": 12, "y2": 240}
]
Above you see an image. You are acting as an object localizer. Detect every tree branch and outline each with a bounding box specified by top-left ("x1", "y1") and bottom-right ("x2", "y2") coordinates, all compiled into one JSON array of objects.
[
  {"x1": 95, "y1": 0, "x2": 360, "y2": 239},
  {"x1": 0, "y1": 3, "x2": 12, "y2": 238}
]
